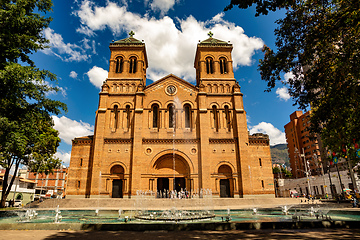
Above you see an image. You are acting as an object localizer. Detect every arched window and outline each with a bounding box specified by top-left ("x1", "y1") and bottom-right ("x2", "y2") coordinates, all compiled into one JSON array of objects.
[
  {"x1": 214, "y1": 84, "x2": 218, "y2": 93},
  {"x1": 152, "y1": 104, "x2": 159, "y2": 128},
  {"x1": 226, "y1": 84, "x2": 230, "y2": 93},
  {"x1": 224, "y1": 105, "x2": 231, "y2": 130},
  {"x1": 212, "y1": 105, "x2": 219, "y2": 131},
  {"x1": 129, "y1": 57, "x2": 137, "y2": 73},
  {"x1": 168, "y1": 104, "x2": 175, "y2": 128},
  {"x1": 218, "y1": 165, "x2": 232, "y2": 176},
  {"x1": 205, "y1": 57, "x2": 214, "y2": 74},
  {"x1": 114, "y1": 105, "x2": 119, "y2": 129},
  {"x1": 115, "y1": 57, "x2": 123, "y2": 73},
  {"x1": 110, "y1": 165, "x2": 124, "y2": 175},
  {"x1": 184, "y1": 104, "x2": 191, "y2": 128},
  {"x1": 220, "y1": 84, "x2": 224, "y2": 93},
  {"x1": 219, "y1": 57, "x2": 227, "y2": 74},
  {"x1": 125, "y1": 105, "x2": 131, "y2": 128}
]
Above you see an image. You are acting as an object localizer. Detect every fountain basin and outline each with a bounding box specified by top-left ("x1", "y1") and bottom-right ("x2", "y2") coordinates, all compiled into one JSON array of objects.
[{"x1": 0, "y1": 207, "x2": 359, "y2": 231}]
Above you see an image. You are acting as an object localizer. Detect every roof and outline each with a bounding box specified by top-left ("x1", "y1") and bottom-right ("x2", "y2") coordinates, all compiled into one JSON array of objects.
[
  {"x1": 145, "y1": 74, "x2": 198, "y2": 92},
  {"x1": 197, "y1": 31, "x2": 231, "y2": 46},
  {"x1": 110, "y1": 31, "x2": 144, "y2": 46},
  {"x1": 112, "y1": 36, "x2": 143, "y2": 45},
  {"x1": 199, "y1": 37, "x2": 230, "y2": 46},
  {"x1": 0, "y1": 173, "x2": 36, "y2": 184},
  {"x1": 20, "y1": 178, "x2": 36, "y2": 184}
]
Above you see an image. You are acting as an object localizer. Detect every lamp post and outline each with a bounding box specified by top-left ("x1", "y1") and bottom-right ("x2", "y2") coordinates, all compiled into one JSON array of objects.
[
  {"x1": 313, "y1": 153, "x2": 327, "y2": 198},
  {"x1": 295, "y1": 147, "x2": 312, "y2": 197},
  {"x1": 327, "y1": 162, "x2": 334, "y2": 198}
]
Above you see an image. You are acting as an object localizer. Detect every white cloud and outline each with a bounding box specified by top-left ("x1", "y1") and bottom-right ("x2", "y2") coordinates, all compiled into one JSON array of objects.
[
  {"x1": 43, "y1": 80, "x2": 66, "y2": 97},
  {"x1": 42, "y1": 28, "x2": 91, "y2": 61},
  {"x1": 150, "y1": 0, "x2": 176, "y2": 15},
  {"x1": 249, "y1": 122, "x2": 286, "y2": 146},
  {"x1": 52, "y1": 116, "x2": 94, "y2": 145},
  {"x1": 55, "y1": 151, "x2": 71, "y2": 166},
  {"x1": 73, "y1": 1, "x2": 264, "y2": 82},
  {"x1": 275, "y1": 72, "x2": 294, "y2": 101},
  {"x1": 69, "y1": 71, "x2": 78, "y2": 79},
  {"x1": 276, "y1": 86, "x2": 290, "y2": 101},
  {"x1": 284, "y1": 72, "x2": 294, "y2": 83},
  {"x1": 86, "y1": 66, "x2": 108, "y2": 88}
]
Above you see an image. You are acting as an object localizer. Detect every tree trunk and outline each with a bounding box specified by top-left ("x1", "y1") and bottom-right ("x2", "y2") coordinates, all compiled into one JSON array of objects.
[
  {"x1": 1, "y1": 158, "x2": 19, "y2": 208},
  {"x1": 1, "y1": 167, "x2": 10, "y2": 208}
]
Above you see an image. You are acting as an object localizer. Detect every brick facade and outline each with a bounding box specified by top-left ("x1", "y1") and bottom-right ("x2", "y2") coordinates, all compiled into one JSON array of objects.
[
  {"x1": 27, "y1": 167, "x2": 68, "y2": 197},
  {"x1": 284, "y1": 111, "x2": 324, "y2": 178},
  {"x1": 66, "y1": 34, "x2": 275, "y2": 198}
]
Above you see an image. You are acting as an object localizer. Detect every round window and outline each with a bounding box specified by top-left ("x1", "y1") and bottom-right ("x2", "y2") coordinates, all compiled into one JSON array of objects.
[{"x1": 166, "y1": 85, "x2": 177, "y2": 95}]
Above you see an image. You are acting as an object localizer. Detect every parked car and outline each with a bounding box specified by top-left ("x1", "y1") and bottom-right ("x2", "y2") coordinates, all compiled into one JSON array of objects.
[
  {"x1": 5, "y1": 200, "x2": 22, "y2": 207},
  {"x1": 13, "y1": 200, "x2": 22, "y2": 207}
]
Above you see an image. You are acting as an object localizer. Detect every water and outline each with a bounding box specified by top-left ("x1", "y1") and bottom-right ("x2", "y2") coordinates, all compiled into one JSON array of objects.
[
  {"x1": 134, "y1": 189, "x2": 215, "y2": 221},
  {"x1": 1, "y1": 207, "x2": 359, "y2": 224}
]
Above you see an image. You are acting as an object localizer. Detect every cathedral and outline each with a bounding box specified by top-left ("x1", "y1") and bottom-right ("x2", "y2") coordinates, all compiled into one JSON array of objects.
[{"x1": 66, "y1": 32, "x2": 275, "y2": 198}]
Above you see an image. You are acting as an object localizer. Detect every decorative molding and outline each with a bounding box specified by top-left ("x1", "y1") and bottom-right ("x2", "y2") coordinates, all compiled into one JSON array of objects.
[
  {"x1": 97, "y1": 108, "x2": 107, "y2": 113},
  {"x1": 142, "y1": 138, "x2": 199, "y2": 144},
  {"x1": 72, "y1": 137, "x2": 93, "y2": 146},
  {"x1": 249, "y1": 135, "x2": 270, "y2": 146},
  {"x1": 209, "y1": 138, "x2": 236, "y2": 144},
  {"x1": 104, "y1": 138, "x2": 133, "y2": 144}
]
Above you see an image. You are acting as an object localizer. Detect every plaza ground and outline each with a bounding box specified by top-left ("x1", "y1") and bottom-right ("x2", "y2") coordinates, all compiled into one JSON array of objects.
[{"x1": 1, "y1": 228, "x2": 360, "y2": 240}]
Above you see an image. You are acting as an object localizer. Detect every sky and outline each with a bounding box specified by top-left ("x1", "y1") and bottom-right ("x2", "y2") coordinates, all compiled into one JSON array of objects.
[{"x1": 30, "y1": 0, "x2": 300, "y2": 166}]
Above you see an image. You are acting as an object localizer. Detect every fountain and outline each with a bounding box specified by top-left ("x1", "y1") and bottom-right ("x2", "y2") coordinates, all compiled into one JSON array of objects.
[
  {"x1": 24, "y1": 209, "x2": 38, "y2": 220},
  {"x1": 133, "y1": 188, "x2": 215, "y2": 222},
  {"x1": 252, "y1": 208, "x2": 258, "y2": 215},
  {"x1": 1, "y1": 200, "x2": 360, "y2": 231},
  {"x1": 282, "y1": 205, "x2": 291, "y2": 215},
  {"x1": 118, "y1": 209, "x2": 122, "y2": 219},
  {"x1": 54, "y1": 205, "x2": 62, "y2": 223}
]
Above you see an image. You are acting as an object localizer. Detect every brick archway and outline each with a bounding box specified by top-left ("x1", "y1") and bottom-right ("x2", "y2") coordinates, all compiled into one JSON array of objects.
[
  {"x1": 218, "y1": 164, "x2": 234, "y2": 198},
  {"x1": 152, "y1": 153, "x2": 190, "y2": 193}
]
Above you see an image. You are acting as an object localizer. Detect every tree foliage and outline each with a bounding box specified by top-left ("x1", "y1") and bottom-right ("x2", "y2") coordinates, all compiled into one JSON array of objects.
[
  {"x1": 0, "y1": 0, "x2": 53, "y2": 67},
  {"x1": 0, "y1": 0, "x2": 66, "y2": 207},
  {"x1": 225, "y1": 0, "x2": 360, "y2": 162}
]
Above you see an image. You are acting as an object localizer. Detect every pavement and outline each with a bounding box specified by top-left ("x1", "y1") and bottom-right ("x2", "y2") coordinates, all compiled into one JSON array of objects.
[{"x1": 1, "y1": 228, "x2": 360, "y2": 240}]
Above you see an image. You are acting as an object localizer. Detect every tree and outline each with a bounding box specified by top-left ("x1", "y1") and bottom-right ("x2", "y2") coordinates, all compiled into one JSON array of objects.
[
  {"x1": 0, "y1": 0, "x2": 66, "y2": 208},
  {"x1": 225, "y1": 0, "x2": 360, "y2": 163}
]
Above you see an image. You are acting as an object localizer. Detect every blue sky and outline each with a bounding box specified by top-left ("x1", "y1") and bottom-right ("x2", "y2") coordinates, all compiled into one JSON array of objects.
[{"x1": 31, "y1": 0, "x2": 299, "y2": 165}]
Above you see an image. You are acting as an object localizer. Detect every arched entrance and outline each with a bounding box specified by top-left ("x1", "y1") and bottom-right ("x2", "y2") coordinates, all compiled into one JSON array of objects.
[
  {"x1": 153, "y1": 154, "x2": 190, "y2": 194},
  {"x1": 110, "y1": 165, "x2": 124, "y2": 198},
  {"x1": 218, "y1": 164, "x2": 233, "y2": 198}
]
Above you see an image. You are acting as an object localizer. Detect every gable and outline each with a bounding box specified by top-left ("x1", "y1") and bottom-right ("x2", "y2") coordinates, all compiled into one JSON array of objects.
[
  {"x1": 145, "y1": 74, "x2": 197, "y2": 92},
  {"x1": 144, "y1": 74, "x2": 198, "y2": 109}
]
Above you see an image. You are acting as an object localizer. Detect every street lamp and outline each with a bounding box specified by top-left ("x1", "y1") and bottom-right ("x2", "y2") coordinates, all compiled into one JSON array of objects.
[
  {"x1": 295, "y1": 147, "x2": 312, "y2": 197},
  {"x1": 313, "y1": 153, "x2": 327, "y2": 198}
]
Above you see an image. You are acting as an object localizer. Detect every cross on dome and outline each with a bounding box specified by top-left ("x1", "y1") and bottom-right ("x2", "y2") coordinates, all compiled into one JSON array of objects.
[
  {"x1": 129, "y1": 31, "x2": 135, "y2": 37},
  {"x1": 208, "y1": 31, "x2": 213, "y2": 38}
]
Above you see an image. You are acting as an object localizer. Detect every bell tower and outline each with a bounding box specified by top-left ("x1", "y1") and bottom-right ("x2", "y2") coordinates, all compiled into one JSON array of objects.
[
  {"x1": 194, "y1": 31, "x2": 235, "y2": 87},
  {"x1": 107, "y1": 31, "x2": 148, "y2": 85}
]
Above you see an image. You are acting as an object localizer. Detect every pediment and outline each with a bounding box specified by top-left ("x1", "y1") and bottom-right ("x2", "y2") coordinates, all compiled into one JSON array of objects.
[{"x1": 144, "y1": 74, "x2": 198, "y2": 94}]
